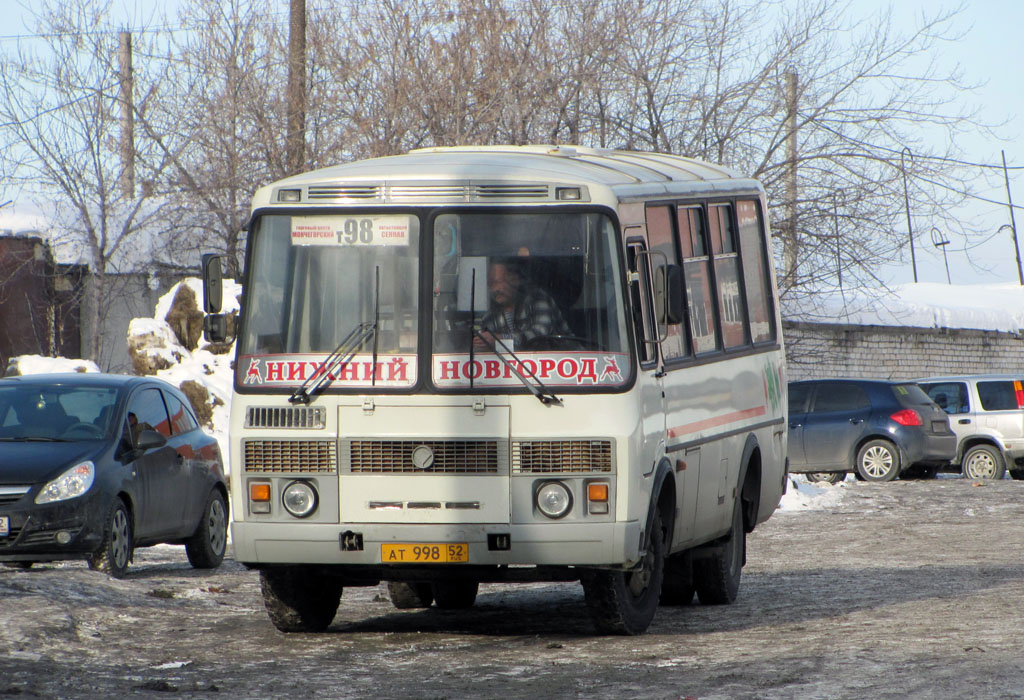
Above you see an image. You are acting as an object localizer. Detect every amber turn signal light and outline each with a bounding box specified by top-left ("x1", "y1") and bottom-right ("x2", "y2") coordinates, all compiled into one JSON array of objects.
[{"x1": 587, "y1": 483, "x2": 609, "y2": 502}]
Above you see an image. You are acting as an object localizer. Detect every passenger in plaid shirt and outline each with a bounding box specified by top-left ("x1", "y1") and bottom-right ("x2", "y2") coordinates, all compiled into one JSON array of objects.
[{"x1": 477, "y1": 260, "x2": 570, "y2": 349}]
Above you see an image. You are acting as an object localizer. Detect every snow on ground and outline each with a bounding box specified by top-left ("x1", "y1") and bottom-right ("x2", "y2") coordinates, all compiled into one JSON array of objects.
[{"x1": 778, "y1": 476, "x2": 848, "y2": 511}]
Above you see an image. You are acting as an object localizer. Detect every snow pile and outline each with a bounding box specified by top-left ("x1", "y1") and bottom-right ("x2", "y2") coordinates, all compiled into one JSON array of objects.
[
  {"x1": 5, "y1": 355, "x2": 100, "y2": 375},
  {"x1": 785, "y1": 282, "x2": 1024, "y2": 333},
  {"x1": 778, "y1": 476, "x2": 847, "y2": 511},
  {"x1": 126, "y1": 278, "x2": 240, "y2": 465}
]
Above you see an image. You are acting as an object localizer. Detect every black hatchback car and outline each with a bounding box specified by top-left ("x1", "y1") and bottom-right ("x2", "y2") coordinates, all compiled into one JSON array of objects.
[
  {"x1": 0, "y1": 373, "x2": 228, "y2": 577},
  {"x1": 788, "y1": 379, "x2": 957, "y2": 482}
]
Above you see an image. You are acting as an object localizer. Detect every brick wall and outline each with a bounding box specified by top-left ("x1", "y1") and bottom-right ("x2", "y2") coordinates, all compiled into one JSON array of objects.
[{"x1": 783, "y1": 320, "x2": 1024, "y2": 381}]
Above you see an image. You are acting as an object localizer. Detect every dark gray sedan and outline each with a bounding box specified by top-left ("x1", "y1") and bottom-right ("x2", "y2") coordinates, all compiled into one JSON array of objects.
[
  {"x1": 0, "y1": 373, "x2": 228, "y2": 577},
  {"x1": 788, "y1": 378, "x2": 957, "y2": 483}
]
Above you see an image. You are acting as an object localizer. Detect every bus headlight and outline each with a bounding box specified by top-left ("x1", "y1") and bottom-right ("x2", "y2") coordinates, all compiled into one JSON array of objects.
[
  {"x1": 535, "y1": 481, "x2": 572, "y2": 519},
  {"x1": 282, "y1": 481, "x2": 318, "y2": 518}
]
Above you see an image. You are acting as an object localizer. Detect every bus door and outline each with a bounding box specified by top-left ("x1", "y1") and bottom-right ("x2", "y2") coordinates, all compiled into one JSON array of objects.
[{"x1": 625, "y1": 233, "x2": 670, "y2": 523}]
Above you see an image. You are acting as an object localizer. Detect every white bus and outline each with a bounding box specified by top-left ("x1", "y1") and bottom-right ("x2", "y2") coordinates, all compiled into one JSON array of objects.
[{"x1": 202, "y1": 145, "x2": 788, "y2": 635}]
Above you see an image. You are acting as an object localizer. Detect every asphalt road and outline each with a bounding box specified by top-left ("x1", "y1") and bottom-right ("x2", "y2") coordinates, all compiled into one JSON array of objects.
[{"x1": 2, "y1": 478, "x2": 1024, "y2": 699}]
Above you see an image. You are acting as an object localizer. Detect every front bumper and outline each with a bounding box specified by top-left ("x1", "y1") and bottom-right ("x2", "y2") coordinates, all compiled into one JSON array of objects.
[
  {"x1": 231, "y1": 520, "x2": 641, "y2": 570},
  {"x1": 0, "y1": 492, "x2": 107, "y2": 562}
]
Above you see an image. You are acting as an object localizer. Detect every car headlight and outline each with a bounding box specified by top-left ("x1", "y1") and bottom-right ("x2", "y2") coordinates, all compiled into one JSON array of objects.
[
  {"x1": 35, "y1": 461, "x2": 95, "y2": 504},
  {"x1": 536, "y1": 481, "x2": 572, "y2": 519},
  {"x1": 282, "y1": 480, "x2": 318, "y2": 518}
]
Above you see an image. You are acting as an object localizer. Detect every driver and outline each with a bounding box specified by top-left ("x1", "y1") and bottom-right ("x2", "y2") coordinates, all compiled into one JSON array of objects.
[{"x1": 476, "y1": 259, "x2": 569, "y2": 350}]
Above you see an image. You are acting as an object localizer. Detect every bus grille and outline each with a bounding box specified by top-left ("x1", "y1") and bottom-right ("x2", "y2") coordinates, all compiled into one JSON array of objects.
[
  {"x1": 245, "y1": 406, "x2": 325, "y2": 429},
  {"x1": 511, "y1": 440, "x2": 615, "y2": 474},
  {"x1": 243, "y1": 440, "x2": 338, "y2": 474},
  {"x1": 343, "y1": 439, "x2": 506, "y2": 474}
]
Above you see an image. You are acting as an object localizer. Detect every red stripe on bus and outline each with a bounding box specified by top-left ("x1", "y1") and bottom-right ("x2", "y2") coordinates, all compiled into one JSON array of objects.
[{"x1": 667, "y1": 405, "x2": 767, "y2": 438}]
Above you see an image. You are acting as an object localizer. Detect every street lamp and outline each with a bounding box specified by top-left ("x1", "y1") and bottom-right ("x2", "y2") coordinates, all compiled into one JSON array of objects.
[{"x1": 930, "y1": 227, "x2": 950, "y2": 284}]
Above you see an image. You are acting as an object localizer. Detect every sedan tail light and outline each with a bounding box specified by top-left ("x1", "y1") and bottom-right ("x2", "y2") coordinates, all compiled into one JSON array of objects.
[
  {"x1": 890, "y1": 408, "x2": 923, "y2": 426},
  {"x1": 1015, "y1": 381, "x2": 1024, "y2": 409}
]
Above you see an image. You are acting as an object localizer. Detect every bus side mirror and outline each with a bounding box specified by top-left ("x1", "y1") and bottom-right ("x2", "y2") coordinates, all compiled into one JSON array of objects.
[
  {"x1": 201, "y1": 253, "x2": 224, "y2": 313},
  {"x1": 204, "y1": 314, "x2": 228, "y2": 344},
  {"x1": 201, "y1": 253, "x2": 229, "y2": 344},
  {"x1": 656, "y1": 264, "x2": 684, "y2": 325}
]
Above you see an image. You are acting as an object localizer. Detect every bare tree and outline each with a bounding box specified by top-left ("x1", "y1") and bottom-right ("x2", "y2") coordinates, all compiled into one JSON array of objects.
[{"x1": 0, "y1": 0, "x2": 175, "y2": 362}]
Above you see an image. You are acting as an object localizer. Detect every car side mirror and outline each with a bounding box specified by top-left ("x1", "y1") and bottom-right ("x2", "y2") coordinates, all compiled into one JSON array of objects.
[{"x1": 135, "y1": 429, "x2": 167, "y2": 451}]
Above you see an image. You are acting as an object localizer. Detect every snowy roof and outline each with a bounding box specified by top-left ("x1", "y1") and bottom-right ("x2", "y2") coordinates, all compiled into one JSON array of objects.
[{"x1": 784, "y1": 283, "x2": 1024, "y2": 334}]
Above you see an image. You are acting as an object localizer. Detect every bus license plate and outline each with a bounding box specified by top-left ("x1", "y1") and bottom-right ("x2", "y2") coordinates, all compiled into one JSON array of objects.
[
  {"x1": 0, "y1": 516, "x2": 8, "y2": 537},
  {"x1": 381, "y1": 543, "x2": 468, "y2": 563}
]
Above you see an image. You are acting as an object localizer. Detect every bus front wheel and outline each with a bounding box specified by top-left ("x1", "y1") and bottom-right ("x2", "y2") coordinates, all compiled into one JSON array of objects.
[
  {"x1": 260, "y1": 567, "x2": 343, "y2": 632},
  {"x1": 581, "y1": 509, "x2": 666, "y2": 635}
]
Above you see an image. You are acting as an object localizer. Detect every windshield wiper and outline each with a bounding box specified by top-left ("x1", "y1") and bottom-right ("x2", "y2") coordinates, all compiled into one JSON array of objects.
[
  {"x1": 473, "y1": 328, "x2": 563, "y2": 406},
  {"x1": 290, "y1": 268, "x2": 381, "y2": 405},
  {"x1": 8, "y1": 436, "x2": 71, "y2": 442}
]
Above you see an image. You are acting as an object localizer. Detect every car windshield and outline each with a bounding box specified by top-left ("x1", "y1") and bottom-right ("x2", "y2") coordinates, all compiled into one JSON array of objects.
[
  {"x1": 238, "y1": 213, "x2": 420, "y2": 388},
  {"x1": 430, "y1": 211, "x2": 630, "y2": 389},
  {"x1": 0, "y1": 385, "x2": 119, "y2": 440}
]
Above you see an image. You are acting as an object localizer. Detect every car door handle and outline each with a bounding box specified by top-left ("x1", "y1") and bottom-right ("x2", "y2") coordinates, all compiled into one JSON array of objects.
[
  {"x1": 849, "y1": 418, "x2": 864, "y2": 425},
  {"x1": 958, "y1": 419, "x2": 971, "y2": 424},
  {"x1": 790, "y1": 423, "x2": 802, "y2": 429}
]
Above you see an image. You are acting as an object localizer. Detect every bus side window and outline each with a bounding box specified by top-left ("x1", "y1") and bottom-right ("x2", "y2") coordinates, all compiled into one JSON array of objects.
[
  {"x1": 645, "y1": 205, "x2": 688, "y2": 361},
  {"x1": 736, "y1": 200, "x2": 776, "y2": 344},
  {"x1": 709, "y1": 204, "x2": 748, "y2": 349},
  {"x1": 625, "y1": 239, "x2": 657, "y2": 366},
  {"x1": 677, "y1": 207, "x2": 720, "y2": 354}
]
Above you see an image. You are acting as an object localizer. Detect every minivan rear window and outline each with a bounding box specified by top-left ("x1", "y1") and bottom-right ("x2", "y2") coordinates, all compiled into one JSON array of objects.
[{"x1": 977, "y1": 381, "x2": 1024, "y2": 411}]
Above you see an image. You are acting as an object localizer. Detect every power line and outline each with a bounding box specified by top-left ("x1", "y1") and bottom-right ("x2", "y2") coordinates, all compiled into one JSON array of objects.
[{"x1": 805, "y1": 114, "x2": 1024, "y2": 171}]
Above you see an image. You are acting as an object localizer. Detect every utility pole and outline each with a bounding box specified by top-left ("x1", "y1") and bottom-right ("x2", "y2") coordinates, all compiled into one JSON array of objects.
[
  {"x1": 286, "y1": 0, "x2": 307, "y2": 176},
  {"x1": 900, "y1": 147, "x2": 917, "y2": 283},
  {"x1": 783, "y1": 71, "x2": 798, "y2": 287},
  {"x1": 118, "y1": 30, "x2": 134, "y2": 198},
  {"x1": 1001, "y1": 150, "x2": 1024, "y2": 285}
]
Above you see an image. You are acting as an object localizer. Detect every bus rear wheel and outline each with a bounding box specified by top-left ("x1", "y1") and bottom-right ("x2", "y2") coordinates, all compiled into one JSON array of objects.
[
  {"x1": 260, "y1": 567, "x2": 343, "y2": 632},
  {"x1": 693, "y1": 499, "x2": 745, "y2": 605},
  {"x1": 431, "y1": 581, "x2": 478, "y2": 609},
  {"x1": 581, "y1": 509, "x2": 665, "y2": 634}
]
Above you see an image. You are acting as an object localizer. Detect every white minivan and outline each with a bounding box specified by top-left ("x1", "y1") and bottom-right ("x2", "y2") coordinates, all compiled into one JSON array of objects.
[{"x1": 916, "y1": 375, "x2": 1024, "y2": 480}]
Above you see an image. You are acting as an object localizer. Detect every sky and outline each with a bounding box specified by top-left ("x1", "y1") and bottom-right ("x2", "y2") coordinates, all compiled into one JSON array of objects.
[
  {"x1": 847, "y1": 0, "x2": 1024, "y2": 286},
  {"x1": 2, "y1": 0, "x2": 1024, "y2": 287}
]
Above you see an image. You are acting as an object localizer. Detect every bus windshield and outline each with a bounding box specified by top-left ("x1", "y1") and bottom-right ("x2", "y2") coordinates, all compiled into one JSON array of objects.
[
  {"x1": 237, "y1": 213, "x2": 420, "y2": 388},
  {"x1": 236, "y1": 209, "x2": 630, "y2": 391},
  {"x1": 431, "y1": 211, "x2": 631, "y2": 389}
]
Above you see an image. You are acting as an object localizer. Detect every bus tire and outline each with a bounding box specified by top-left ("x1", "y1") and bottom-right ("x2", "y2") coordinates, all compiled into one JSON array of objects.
[
  {"x1": 259, "y1": 567, "x2": 343, "y2": 633},
  {"x1": 694, "y1": 499, "x2": 744, "y2": 605},
  {"x1": 387, "y1": 581, "x2": 435, "y2": 609},
  {"x1": 431, "y1": 581, "x2": 478, "y2": 609},
  {"x1": 581, "y1": 509, "x2": 666, "y2": 634}
]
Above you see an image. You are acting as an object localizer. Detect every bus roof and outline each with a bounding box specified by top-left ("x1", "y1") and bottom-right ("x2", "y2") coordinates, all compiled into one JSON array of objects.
[{"x1": 253, "y1": 145, "x2": 764, "y2": 208}]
